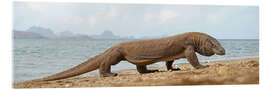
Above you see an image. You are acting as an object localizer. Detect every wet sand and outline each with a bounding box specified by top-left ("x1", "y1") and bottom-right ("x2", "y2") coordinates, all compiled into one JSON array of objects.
[{"x1": 13, "y1": 57, "x2": 259, "y2": 88}]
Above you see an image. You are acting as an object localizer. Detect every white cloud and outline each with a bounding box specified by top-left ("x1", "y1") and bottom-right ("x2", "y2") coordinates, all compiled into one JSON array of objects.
[
  {"x1": 159, "y1": 9, "x2": 178, "y2": 23},
  {"x1": 207, "y1": 14, "x2": 218, "y2": 24},
  {"x1": 205, "y1": 7, "x2": 242, "y2": 24},
  {"x1": 26, "y1": 2, "x2": 42, "y2": 11},
  {"x1": 88, "y1": 16, "x2": 96, "y2": 28},
  {"x1": 143, "y1": 9, "x2": 178, "y2": 24},
  {"x1": 106, "y1": 7, "x2": 118, "y2": 17},
  {"x1": 143, "y1": 13, "x2": 155, "y2": 22},
  {"x1": 26, "y1": 2, "x2": 52, "y2": 12}
]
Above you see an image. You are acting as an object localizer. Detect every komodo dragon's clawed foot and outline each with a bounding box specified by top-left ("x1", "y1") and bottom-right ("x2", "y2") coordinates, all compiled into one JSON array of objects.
[
  {"x1": 194, "y1": 65, "x2": 209, "y2": 69},
  {"x1": 100, "y1": 73, "x2": 118, "y2": 77},
  {"x1": 136, "y1": 65, "x2": 159, "y2": 74},
  {"x1": 168, "y1": 68, "x2": 181, "y2": 71},
  {"x1": 139, "y1": 70, "x2": 159, "y2": 74},
  {"x1": 166, "y1": 61, "x2": 181, "y2": 71}
]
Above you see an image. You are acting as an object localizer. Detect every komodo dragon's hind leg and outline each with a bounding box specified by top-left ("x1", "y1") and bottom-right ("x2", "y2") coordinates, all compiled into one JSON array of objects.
[
  {"x1": 166, "y1": 60, "x2": 181, "y2": 71},
  {"x1": 99, "y1": 49, "x2": 123, "y2": 77},
  {"x1": 136, "y1": 65, "x2": 159, "y2": 74}
]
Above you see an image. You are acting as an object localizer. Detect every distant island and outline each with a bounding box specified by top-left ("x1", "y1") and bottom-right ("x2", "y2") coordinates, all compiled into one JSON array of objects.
[
  {"x1": 13, "y1": 26, "x2": 135, "y2": 40},
  {"x1": 13, "y1": 30, "x2": 44, "y2": 39},
  {"x1": 90, "y1": 30, "x2": 131, "y2": 39}
]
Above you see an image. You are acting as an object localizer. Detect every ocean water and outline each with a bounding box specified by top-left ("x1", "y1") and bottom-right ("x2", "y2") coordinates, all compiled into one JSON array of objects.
[{"x1": 13, "y1": 39, "x2": 259, "y2": 82}]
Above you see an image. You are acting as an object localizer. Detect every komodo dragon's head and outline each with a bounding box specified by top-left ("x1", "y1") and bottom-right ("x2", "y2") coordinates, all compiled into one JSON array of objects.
[{"x1": 191, "y1": 32, "x2": 226, "y2": 56}]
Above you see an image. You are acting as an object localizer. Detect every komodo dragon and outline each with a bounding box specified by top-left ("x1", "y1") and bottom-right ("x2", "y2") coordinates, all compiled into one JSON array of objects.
[{"x1": 32, "y1": 32, "x2": 225, "y2": 81}]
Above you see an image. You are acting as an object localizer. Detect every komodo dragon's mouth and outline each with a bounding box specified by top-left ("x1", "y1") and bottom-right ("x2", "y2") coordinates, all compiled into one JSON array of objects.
[{"x1": 213, "y1": 48, "x2": 225, "y2": 56}]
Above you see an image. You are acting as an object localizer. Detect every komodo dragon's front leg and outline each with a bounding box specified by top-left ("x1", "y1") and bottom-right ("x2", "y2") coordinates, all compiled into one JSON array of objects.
[
  {"x1": 136, "y1": 65, "x2": 159, "y2": 74},
  {"x1": 185, "y1": 46, "x2": 209, "y2": 69},
  {"x1": 166, "y1": 61, "x2": 181, "y2": 71}
]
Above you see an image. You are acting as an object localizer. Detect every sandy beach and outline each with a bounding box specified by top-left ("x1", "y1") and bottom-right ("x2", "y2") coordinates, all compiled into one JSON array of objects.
[{"x1": 13, "y1": 57, "x2": 259, "y2": 88}]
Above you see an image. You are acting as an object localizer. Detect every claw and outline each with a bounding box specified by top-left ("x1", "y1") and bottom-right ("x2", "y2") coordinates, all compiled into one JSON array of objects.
[
  {"x1": 169, "y1": 68, "x2": 181, "y2": 71},
  {"x1": 195, "y1": 65, "x2": 209, "y2": 69},
  {"x1": 101, "y1": 73, "x2": 118, "y2": 77}
]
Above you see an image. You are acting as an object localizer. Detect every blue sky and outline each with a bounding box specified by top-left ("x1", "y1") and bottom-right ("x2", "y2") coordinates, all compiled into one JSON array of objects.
[{"x1": 13, "y1": 2, "x2": 259, "y2": 39}]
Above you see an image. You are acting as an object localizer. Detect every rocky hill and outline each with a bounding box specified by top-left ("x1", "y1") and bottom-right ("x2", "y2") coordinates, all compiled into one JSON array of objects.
[
  {"x1": 13, "y1": 30, "x2": 44, "y2": 39},
  {"x1": 26, "y1": 26, "x2": 55, "y2": 38}
]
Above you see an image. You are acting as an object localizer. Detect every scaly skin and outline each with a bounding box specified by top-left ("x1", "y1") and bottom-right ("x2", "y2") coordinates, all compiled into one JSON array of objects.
[{"x1": 32, "y1": 32, "x2": 225, "y2": 81}]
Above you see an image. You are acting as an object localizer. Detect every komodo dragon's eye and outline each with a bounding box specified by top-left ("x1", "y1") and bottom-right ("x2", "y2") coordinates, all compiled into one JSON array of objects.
[
  {"x1": 210, "y1": 42, "x2": 216, "y2": 48},
  {"x1": 208, "y1": 40, "x2": 216, "y2": 48},
  {"x1": 206, "y1": 40, "x2": 215, "y2": 48}
]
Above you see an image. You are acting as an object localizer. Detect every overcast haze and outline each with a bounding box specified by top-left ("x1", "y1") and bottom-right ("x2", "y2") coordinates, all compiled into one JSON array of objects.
[{"x1": 13, "y1": 2, "x2": 259, "y2": 39}]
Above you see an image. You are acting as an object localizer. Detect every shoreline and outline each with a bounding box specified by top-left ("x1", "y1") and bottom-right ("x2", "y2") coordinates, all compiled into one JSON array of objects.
[
  {"x1": 13, "y1": 57, "x2": 259, "y2": 88},
  {"x1": 13, "y1": 56, "x2": 259, "y2": 83}
]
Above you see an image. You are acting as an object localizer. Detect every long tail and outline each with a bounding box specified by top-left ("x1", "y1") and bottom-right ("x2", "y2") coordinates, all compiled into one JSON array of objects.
[{"x1": 32, "y1": 54, "x2": 102, "y2": 81}]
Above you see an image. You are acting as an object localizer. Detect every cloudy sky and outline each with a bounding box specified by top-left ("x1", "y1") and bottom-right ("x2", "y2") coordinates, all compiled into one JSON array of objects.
[{"x1": 13, "y1": 2, "x2": 258, "y2": 39}]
